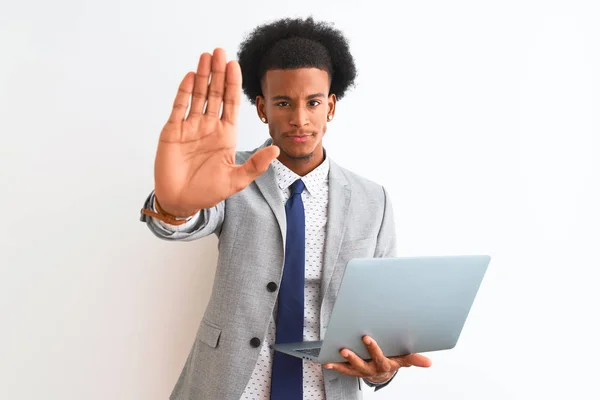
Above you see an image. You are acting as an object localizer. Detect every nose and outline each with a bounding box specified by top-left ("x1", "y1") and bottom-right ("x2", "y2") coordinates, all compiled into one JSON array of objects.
[{"x1": 289, "y1": 105, "x2": 309, "y2": 127}]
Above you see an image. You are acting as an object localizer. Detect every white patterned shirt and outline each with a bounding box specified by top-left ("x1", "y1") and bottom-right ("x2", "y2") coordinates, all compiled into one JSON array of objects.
[{"x1": 240, "y1": 156, "x2": 329, "y2": 400}]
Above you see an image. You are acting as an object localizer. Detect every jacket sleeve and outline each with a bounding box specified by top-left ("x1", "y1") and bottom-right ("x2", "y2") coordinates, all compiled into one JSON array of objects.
[
  {"x1": 374, "y1": 186, "x2": 397, "y2": 258},
  {"x1": 139, "y1": 190, "x2": 225, "y2": 241}
]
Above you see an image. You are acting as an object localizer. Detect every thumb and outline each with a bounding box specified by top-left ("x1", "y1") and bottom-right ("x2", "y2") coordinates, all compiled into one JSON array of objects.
[
  {"x1": 404, "y1": 354, "x2": 432, "y2": 368},
  {"x1": 234, "y1": 145, "x2": 280, "y2": 187}
]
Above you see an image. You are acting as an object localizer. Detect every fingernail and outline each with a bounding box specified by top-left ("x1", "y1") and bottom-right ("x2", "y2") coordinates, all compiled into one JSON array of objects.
[
  {"x1": 324, "y1": 365, "x2": 332, "y2": 369},
  {"x1": 364, "y1": 337, "x2": 371, "y2": 345},
  {"x1": 341, "y1": 350, "x2": 348, "y2": 357}
]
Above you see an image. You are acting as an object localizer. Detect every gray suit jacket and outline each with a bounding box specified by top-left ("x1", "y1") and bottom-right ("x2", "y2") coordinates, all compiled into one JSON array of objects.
[{"x1": 141, "y1": 140, "x2": 398, "y2": 400}]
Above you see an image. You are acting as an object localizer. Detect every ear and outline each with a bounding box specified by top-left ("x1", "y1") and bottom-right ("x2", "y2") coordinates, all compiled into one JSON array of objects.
[
  {"x1": 256, "y1": 95, "x2": 267, "y2": 122},
  {"x1": 327, "y1": 93, "x2": 337, "y2": 119}
]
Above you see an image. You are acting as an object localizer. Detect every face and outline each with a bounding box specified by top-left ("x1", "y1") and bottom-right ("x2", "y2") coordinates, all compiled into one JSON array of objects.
[{"x1": 256, "y1": 68, "x2": 336, "y2": 165}]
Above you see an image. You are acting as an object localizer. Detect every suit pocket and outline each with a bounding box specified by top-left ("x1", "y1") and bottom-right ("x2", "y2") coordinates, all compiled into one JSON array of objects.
[{"x1": 197, "y1": 319, "x2": 222, "y2": 348}]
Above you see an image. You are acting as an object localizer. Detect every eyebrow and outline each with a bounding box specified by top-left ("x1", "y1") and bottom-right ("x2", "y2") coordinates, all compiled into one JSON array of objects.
[{"x1": 270, "y1": 93, "x2": 326, "y2": 101}]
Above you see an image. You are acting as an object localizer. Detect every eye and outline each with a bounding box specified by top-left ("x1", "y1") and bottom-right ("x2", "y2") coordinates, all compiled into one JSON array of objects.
[
  {"x1": 276, "y1": 101, "x2": 290, "y2": 107},
  {"x1": 308, "y1": 100, "x2": 321, "y2": 107}
]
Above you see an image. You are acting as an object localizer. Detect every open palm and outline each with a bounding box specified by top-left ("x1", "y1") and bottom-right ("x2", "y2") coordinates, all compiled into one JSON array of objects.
[{"x1": 153, "y1": 48, "x2": 279, "y2": 217}]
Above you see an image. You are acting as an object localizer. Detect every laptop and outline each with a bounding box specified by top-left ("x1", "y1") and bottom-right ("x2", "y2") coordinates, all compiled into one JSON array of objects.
[{"x1": 273, "y1": 255, "x2": 490, "y2": 364}]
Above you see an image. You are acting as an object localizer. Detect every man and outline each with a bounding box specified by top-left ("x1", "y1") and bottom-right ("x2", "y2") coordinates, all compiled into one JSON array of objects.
[{"x1": 140, "y1": 17, "x2": 431, "y2": 400}]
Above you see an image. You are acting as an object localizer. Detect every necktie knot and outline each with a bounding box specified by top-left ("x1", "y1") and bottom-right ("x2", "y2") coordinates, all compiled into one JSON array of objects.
[{"x1": 290, "y1": 179, "x2": 305, "y2": 196}]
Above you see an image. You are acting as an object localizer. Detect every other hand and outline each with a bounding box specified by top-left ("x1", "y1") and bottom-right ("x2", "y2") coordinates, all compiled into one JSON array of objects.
[{"x1": 324, "y1": 335, "x2": 432, "y2": 383}]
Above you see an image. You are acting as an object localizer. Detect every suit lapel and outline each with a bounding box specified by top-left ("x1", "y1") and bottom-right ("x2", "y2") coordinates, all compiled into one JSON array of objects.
[
  {"x1": 249, "y1": 140, "x2": 287, "y2": 249},
  {"x1": 320, "y1": 160, "x2": 351, "y2": 302},
  {"x1": 254, "y1": 166, "x2": 287, "y2": 248}
]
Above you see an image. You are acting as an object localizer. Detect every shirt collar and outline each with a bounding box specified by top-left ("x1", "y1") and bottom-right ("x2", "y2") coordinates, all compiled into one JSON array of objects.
[{"x1": 271, "y1": 153, "x2": 330, "y2": 195}]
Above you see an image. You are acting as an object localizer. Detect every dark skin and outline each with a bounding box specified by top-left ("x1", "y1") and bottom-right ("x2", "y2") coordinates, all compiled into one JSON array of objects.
[
  {"x1": 256, "y1": 67, "x2": 433, "y2": 383},
  {"x1": 256, "y1": 68, "x2": 335, "y2": 176}
]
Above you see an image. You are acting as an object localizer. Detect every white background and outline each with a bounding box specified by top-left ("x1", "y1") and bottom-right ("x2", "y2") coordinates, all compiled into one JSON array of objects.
[{"x1": 1, "y1": 0, "x2": 599, "y2": 399}]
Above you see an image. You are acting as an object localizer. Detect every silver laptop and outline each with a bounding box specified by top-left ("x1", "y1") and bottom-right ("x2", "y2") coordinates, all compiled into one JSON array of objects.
[{"x1": 273, "y1": 255, "x2": 490, "y2": 364}]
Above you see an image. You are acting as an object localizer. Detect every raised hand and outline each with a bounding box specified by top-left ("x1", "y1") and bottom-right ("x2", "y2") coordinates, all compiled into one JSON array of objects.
[{"x1": 153, "y1": 48, "x2": 280, "y2": 217}]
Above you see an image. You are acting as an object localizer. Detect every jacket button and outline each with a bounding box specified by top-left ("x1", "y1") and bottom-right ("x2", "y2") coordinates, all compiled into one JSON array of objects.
[
  {"x1": 250, "y1": 337, "x2": 261, "y2": 348},
  {"x1": 267, "y1": 282, "x2": 278, "y2": 292}
]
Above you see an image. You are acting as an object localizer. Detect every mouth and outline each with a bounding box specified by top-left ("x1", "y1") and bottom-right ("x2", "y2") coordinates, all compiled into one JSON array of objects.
[
  {"x1": 285, "y1": 134, "x2": 313, "y2": 143},
  {"x1": 284, "y1": 132, "x2": 314, "y2": 142}
]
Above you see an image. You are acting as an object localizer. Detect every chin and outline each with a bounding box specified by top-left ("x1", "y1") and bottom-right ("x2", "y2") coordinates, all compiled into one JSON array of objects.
[{"x1": 282, "y1": 146, "x2": 315, "y2": 161}]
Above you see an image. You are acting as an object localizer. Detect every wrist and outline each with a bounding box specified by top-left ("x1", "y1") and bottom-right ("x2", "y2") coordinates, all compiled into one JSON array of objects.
[
  {"x1": 365, "y1": 371, "x2": 394, "y2": 384},
  {"x1": 140, "y1": 195, "x2": 199, "y2": 226},
  {"x1": 154, "y1": 196, "x2": 198, "y2": 219}
]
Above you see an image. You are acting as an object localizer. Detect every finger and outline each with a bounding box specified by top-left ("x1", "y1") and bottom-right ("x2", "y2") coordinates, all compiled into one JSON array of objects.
[
  {"x1": 323, "y1": 362, "x2": 362, "y2": 378},
  {"x1": 339, "y1": 349, "x2": 371, "y2": 376},
  {"x1": 221, "y1": 60, "x2": 242, "y2": 124},
  {"x1": 233, "y1": 145, "x2": 280, "y2": 189},
  {"x1": 168, "y1": 72, "x2": 194, "y2": 124},
  {"x1": 391, "y1": 353, "x2": 432, "y2": 368},
  {"x1": 205, "y1": 48, "x2": 227, "y2": 118},
  {"x1": 362, "y1": 336, "x2": 388, "y2": 370},
  {"x1": 188, "y1": 53, "x2": 212, "y2": 120}
]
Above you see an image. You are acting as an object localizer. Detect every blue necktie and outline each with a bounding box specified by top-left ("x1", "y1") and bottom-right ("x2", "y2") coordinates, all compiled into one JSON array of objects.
[{"x1": 270, "y1": 179, "x2": 306, "y2": 400}]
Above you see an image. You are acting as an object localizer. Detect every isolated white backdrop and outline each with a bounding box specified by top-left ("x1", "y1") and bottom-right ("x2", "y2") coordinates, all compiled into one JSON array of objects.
[{"x1": 1, "y1": 0, "x2": 599, "y2": 399}]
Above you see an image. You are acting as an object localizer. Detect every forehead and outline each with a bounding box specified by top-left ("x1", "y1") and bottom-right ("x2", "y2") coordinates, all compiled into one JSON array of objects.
[{"x1": 262, "y1": 68, "x2": 330, "y2": 97}]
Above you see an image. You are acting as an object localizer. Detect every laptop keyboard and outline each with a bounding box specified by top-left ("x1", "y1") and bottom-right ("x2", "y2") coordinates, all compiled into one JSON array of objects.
[{"x1": 295, "y1": 347, "x2": 321, "y2": 357}]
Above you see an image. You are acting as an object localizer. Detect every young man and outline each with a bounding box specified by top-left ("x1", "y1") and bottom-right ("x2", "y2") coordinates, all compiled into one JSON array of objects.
[{"x1": 140, "y1": 17, "x2": 431, "y2": 400}]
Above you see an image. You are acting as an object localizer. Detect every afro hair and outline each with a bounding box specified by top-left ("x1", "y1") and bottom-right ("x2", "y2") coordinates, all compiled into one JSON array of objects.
[{"x1": 237, "y1": 16, "x2": 357, "y2": 104}]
